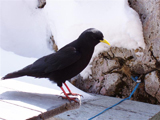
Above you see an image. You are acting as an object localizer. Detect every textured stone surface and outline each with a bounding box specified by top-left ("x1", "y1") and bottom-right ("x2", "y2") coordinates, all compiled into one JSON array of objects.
[
  {"x1": 129, "y1": 0, "x2": 160, "y2": 103},
  {"x1": 54, "y1": 94, "x2": 160, "y2": 120},
  {"x1": 145, "y1": 71, "x2": 160, "y2": 97},
  {"x1": 38, "y1": 0, "x2": 46, "y2": 8},
  {"x1": 156, "y1": 89, "x2": 160, "y2": 102},
  {"x1": 73, "y1": 0, "x2": 160, "y2": 104},
  {"x1": 103, "y1": 73, "x2": 122, "y2": 96}
]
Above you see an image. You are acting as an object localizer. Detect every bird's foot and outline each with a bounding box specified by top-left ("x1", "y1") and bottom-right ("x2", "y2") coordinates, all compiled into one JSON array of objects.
[
  {"x1": 61, "y1": 92, "x2": 83, "y2": 97},
  {"x1": 66, "y1": 92, "x2": 83, "y2": 97},
  {"x1": 60, "y1": 86, "x2": 81, "y2": 102},
  {"x1": 62, "y1": 83, "x2": 83, "y2": 97},
  {"x1": 60, "y1": 96, "x2": 79, "y2": 103}
]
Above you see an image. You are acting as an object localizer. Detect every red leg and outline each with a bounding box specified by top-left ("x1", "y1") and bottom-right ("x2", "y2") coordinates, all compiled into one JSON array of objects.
[
  {"x1": 64, "y1": 83, "x2": 82, "y2": 96},
  {"x1": 60, "y1": 86, "x2": 78, "y2": 102},
  {"x1": 64, "y1": 83, "x2": 72, "y2": 93}
]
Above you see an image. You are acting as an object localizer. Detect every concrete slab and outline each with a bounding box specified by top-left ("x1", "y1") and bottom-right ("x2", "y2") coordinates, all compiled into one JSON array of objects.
[
  {"x1": 0, "y1": 79, "x2": 159, "y2": 120},
  {"x1": 0, "y1": 100, "x2": 40, "y2": 120},
  {"x1": 0, "y1": 80, "x2": 80, "y2": 120},
  {"x1": 150, "y1": 112, "x2": 160, "y2": 120},
  {"x1": 54, "y1": 94, "x2": 160, "y2": 120}
]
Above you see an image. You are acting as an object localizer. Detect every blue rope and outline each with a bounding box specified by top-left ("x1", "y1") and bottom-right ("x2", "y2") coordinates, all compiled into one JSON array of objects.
[{"x1": 88, "y1": 76, "x2": 141, "y2": 120}]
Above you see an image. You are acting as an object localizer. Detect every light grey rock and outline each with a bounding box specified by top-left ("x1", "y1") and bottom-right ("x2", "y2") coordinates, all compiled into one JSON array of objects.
[
  {"x1": 73, "y1": 0, "x2": 160, "y2": 104},
  {"x1": 38, "y1": 0, "x2": 46, "y2": 8},
  {"x1": 145, "y1": 71, "x2": 160, "y2": 97},
  {"x1": 103, "y1": 73, "x2": 122, "y2": 96},
  {"x1": 156, "y1": 88, "x2": 160, "y2": 103}
]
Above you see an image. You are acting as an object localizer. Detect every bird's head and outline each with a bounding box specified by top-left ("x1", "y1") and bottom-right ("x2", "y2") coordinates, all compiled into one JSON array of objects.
[{"x1": 79, "y1": 28, "x2": 110, "y2": 46}]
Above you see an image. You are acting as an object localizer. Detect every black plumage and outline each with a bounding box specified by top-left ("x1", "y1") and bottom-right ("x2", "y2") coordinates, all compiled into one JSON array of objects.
[{"x1": 2, "y1": 28, "x2": 110, "y2": 102}]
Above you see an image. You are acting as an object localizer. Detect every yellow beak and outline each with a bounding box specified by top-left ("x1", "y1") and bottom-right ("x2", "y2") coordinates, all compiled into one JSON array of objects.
[{"x1": 100, "y1": 39, "x2": 110, "y2": 46}]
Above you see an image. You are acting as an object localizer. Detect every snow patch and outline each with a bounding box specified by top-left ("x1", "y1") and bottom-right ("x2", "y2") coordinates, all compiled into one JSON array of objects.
[{"x1": 0, "y1": 0, "x2": 145, "y2": 86}]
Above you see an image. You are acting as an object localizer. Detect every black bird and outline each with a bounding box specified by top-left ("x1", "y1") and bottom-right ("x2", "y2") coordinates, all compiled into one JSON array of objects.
[{"x1": 1, "y1": 28, "x2": 110, "y2": 102}]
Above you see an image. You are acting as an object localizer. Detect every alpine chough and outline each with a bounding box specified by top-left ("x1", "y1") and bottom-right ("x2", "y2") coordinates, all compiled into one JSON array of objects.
[{"x1": 2, "y1": 28, "x2": 110, "y2": 102}]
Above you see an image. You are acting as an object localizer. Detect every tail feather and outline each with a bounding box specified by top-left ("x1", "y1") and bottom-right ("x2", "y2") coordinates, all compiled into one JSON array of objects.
[
  {"x1": 1, "y1": 71, "x2": 25, "y2": 80},
  {"x1": 1, "y1": 64, "x2": 32, "y2": 80}
]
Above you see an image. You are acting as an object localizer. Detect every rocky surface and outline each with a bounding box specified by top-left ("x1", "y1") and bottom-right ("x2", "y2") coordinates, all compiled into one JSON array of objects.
[
  {"x1": 38, "y1": 0, "x2": 46, "y2": 8},
  {"x1": 145, "y1": 71, "x2": 160, "y2": 100},
  {"x1": 128, "y1": 0, "x2": 160, "y2": 103},
  {"x1": 73, "y1": 0, "x2": 160, "y2": 104}
]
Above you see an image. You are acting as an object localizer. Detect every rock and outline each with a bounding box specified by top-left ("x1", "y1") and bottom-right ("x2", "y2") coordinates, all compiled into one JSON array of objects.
[
  {"x1": 50, "y1": 35, "x2": 58, "y2": 52},
  {"x1": 103, "y1": 73, "x2": 122, "y2": 96},
  {"x1": 129, "y1": 0, "x2": 160, "y2": 103},
  {"x1": 38, "y1": 0, "x2": 46, "y2": 8},
  {"x1": 128, "y1": 0, "x2": 160, "y2": 62},
  {"x1": 100, "y1": 87, "x2": 106, "y2": 95},
  {"x1": 72, "y1": 0, "x2": 160, "y2": 104},
  {"x1": 150, "y1": 111, "x2": 160, "y2": 120},
  {"x1": 145, "y1": 71, "x2": 160, "y2": 97},
  {"x1": 156, "y1": 89, "x2": 160, "y2": 103}
]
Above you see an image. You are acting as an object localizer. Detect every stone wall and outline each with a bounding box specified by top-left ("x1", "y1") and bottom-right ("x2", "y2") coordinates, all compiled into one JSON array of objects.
[{"x1": 73, "y1": 0, "x2": 160, "y2": 104}]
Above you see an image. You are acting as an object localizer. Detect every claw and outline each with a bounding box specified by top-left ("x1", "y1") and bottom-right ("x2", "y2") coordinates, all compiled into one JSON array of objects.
[
  {"x1": 61, "y1": 91, "x2": 83, "y2": 97},
  {"x1": 60, "y1": 86, "x2": 79, "y2": 103},
  {"x1": 58, "y1": 95, "x2": 78, "y2": 102},
  {"x1": 63, "y1": 83, "x2": 83, "y2": 97},
  {"x1": 66, "y1": 92, "x2": 83, "y2": 98},
  {"x1": 61, "y1": 96, "x2": 79, "y2": 103}
]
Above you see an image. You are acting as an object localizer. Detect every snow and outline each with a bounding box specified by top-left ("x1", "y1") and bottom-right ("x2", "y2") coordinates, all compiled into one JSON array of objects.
[
  {"x1": 45, "y1": 0, "x2": 145, "y2": 50},
  {"x1": 0, "y1": 0, "x2": 145, "y2": 91},
  {"x1": 0, "y1": 0, "x2": 53, "y2": 58}
]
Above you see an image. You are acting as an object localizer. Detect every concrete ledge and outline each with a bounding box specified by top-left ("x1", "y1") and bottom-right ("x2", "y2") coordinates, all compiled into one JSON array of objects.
[
  {"x1": 0, "y1": 80, "x2": 80, "y2": 120},
  {"x1": 29, "y1": 102, "x2": 80, "y2": 120},
  {"x1": 1, "y1": 79, "x2": 159, "y2": 120},
  {"x1": 150, "y1": 112, "x2": 160, "y2": 120},
  {"x1": 54, "y1": 94, "x2": 160, "y2": 120}
]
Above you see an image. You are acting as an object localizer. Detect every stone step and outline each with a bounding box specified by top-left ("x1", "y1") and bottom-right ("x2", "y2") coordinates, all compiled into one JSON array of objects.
[
  {"x1": 54, "y1": 94, "x2": 160, "y2": 120},
  {"x1": 0, "y1": 80, "x2": 80, "y2": 120}
]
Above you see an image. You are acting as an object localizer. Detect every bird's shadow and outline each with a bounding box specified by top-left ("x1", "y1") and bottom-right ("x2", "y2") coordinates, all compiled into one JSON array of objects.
[{"x1": 0, "y1": 90, "x2": 71, "y2": 110}]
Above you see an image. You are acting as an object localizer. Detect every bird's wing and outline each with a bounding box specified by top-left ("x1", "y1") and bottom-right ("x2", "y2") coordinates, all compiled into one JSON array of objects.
[
  {"x1": 30, "y1": 46, "x2": 81, "y2": 73},
  {"x1": 45, "y1": 46, "x2": 81, "y2": 72}
]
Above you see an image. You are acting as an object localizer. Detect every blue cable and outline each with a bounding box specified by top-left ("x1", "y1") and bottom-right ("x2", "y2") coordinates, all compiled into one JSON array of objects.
[{"x1": 88, "y1": 76, "x2": 141, "y2": 120}]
